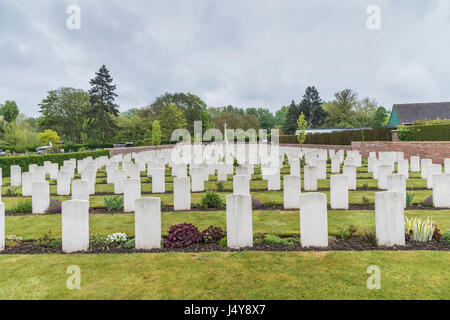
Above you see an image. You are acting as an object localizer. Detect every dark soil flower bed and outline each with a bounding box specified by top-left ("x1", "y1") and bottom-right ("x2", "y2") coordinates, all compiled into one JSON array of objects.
[
  {"x1": 2, "y1": 237, "x2": 448, "y2": 255},
  {"x1": 5, "y1": 202, "x2": 447, "y2": 216}
]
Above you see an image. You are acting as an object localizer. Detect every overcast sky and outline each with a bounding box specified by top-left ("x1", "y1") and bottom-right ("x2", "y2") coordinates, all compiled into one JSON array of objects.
[{"x1": 1, "y1": 0, "x2": 450, "y2": 117}]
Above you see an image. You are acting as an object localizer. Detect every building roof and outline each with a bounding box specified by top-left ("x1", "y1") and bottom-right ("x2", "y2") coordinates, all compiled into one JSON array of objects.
[{"x1": 393, "y1": 102, "x2": 450, "y2": 124}]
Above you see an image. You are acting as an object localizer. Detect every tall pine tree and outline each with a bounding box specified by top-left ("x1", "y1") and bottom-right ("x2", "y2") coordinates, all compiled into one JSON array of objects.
[
  {"x1": 298, "y1": 86, "x2": 327, "y2": 128},
  {"x1": 88, "y1": 65, "x2": 119, "y2": 143},
  {"x1": 283, "y1": 100, "x2": 299, "y2": 134}
]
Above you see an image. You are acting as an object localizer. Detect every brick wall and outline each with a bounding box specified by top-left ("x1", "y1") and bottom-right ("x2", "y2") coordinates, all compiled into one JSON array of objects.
[
  {"x1": 109, "y1": 142, "x2": 450, "y2": 164},
  {"x1": 109, "y1": 144, "x2": 174, "y2": 156},
  {"x1": 279, "y1": 143, "x2": 353, "y2": 152},
  {"x1": 352, "y1": 141, "x2": 450, "y2": 164}
]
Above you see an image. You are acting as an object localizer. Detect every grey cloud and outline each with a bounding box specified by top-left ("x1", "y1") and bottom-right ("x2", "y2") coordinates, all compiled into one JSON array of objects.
[{"x1": 1, "y1": 0, "x2": 450, "y2": 116}]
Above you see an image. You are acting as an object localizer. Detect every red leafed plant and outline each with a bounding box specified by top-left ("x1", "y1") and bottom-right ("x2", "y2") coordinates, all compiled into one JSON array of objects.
[
  {"x1": 164, "y1": 223, "x2": 203, "y2": 248},
  {"x1": 201, "y1": 226, "x2": 226, "y2": 243}
]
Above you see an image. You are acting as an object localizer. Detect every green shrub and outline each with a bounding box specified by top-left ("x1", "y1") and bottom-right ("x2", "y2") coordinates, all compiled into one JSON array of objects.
[
  {"x1": 0, "y1": 150, "x2": 109, "y2": 176},
  {"x1": 216, "y1": 182, "x2": 224, "y2": 191},
  {"x1": 104, "y1": 196, "x2": 124, "y2": 211},
  {"x1": 13, "y1": 199, "x2": 33, "y2": 213},
  {"x1": 361, "y1": 196, "x2": 372, "y2": 205},
  {"x1": 398, "y1": 123, "x2": 450, "y2": 141},
  {"x1": 336, "y1": 225, "x2": 358, "y2": 238},
  {"x1": 218, "y1": 237, "x2": 227, "y2": 248},
  {"x1": 5, "y1": 186, "x2": 20, "y2": 196},
  {"x1": 405, "y1": 217, "x2": 436, "y2": 242},
  {"x1": 443, "y1": 230, "x2": 450, "y2": 243},
  {"x1": 123, "y1": 239, "x2": 135, "y2": 249},
  {"x1": 406, "y1": 192, "x2": 415, "y2": 206},
  {"x1": 397, "y1": 126, "x2": 412, "y2": 141},
  {"x1": 262, "y1": 234, "x2": 295, "y2": 246},
  {"x1": 280, "y1": 127, "x2": 393, "y2": 145},
  {"x1": 201, "y1": 191, "x2": 224, "y2": 208}
]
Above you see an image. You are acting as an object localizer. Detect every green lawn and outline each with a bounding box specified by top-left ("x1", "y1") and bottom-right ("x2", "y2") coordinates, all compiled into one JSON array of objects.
[
  {"x1": 5, "y1": 209, "x2": 450, "y2": 240},
  {"x1": 0, "y1": 251, "x2": 448, "y2": 299},
  {"x1": 1, "y1": 161, "x2": 448, "y2": 300}
]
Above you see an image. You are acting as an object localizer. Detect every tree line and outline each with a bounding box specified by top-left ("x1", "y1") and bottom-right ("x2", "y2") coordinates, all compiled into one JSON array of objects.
[{"x1": 0, "y1": 65, "x2": 389, "y2": 152}]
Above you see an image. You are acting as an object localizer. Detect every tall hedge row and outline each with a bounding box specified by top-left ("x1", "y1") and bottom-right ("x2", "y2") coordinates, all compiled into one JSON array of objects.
[
  {"x1": 0, "y1": 150, "x2": 110, "y2": 177},
  {"x1": 279, "y1": 127, "x2": 393, "y2": 145},
  {"x1": 398, "y1": 123, "x2": 450, "y2": 141}
]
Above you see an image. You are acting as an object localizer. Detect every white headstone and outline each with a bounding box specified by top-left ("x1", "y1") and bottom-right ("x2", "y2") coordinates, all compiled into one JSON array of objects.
[
  {"x1": 421, "y1": 159, "x2": 432, "y2": 179},
  {"x1": 283, "y1": 175, "x2": 301, "y2": 209},
  {"x1": 304, "y1": 165, "x2": 318, "y2": 191},
  {"x1": 226, "y1": 194, "x2": 253, "y2": 249},
  {"x1": 410, "y1": 156, "x2": 420, "y2": 172},
  {"x1": 233, "y1": 175, "x2": 250, "y2": 195},
  {"x1": 32, "y1": 181, "x2": 49, "y2": 214},
  {"x1": 427, "y1": 164, "x2": 442, "y2": 189},
  {"x1": 10, "y1": 165, "x2": 21, "y2": 186},
  {"x1": 387, "y1": 174, "x2": 406, "y2": 208},
  {"x1": 299, "y1": 193, "x2": 328, "y2": 247},
  {"x1": 377, "y1": 165, "x2": 393, "y2": 190},
  {"x1": 21, "y1": 172, "x2": 34, "y2": 196},
  {"x1": 135, "y1": 197, "x2": 161, "y2": 249},
  {"x1": 72, "y1": 179, "x2": 89, "y2": 202},
  {"x1": 173, "y1": 177, "x2": 191, "y2": 211},
  {"x1": 433, "y1": 173, "x2": 450, "y2": 208},
  {"x1": 342, "y1": 165, "x2": 356, "y2": 190},
  {"x1": 62, "y1": 200, "x2": 89, "y2": 253},
  {"x1": 330, "y1": 175, "x2": 348, "y2": 209},
  {"x1": 397, "y1": 159, "x2": 409, "y2": 179},
  {"x1": 57, "y1": 171, "x2": 71, "y2": 196},
  {"x1": 0, "y1": 203, "x2": 4, "y2": 251},
  {"x1": 151, "y1": 168, "x2": 165, "y2": 194},
  {"x1": 114, "y1": 170, "x2": 126, "y2": 194},
  {"x1": 375, "y1": 191, "x2": 405, "y2": 246},
  {"x1": 124, "y1": 178, "x2": 141, "y2": 212}
]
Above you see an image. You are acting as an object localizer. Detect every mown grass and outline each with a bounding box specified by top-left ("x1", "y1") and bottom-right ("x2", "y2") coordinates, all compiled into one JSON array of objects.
[
  {"x1": 5, "y1": 209, "x2": 450, "y2": 240},
  {"x1": 0, "y1": 251, "x2": 448, "y2": 299},
  {"x1": 1, "y1": 161, "x2": 448, "y2": 300}
]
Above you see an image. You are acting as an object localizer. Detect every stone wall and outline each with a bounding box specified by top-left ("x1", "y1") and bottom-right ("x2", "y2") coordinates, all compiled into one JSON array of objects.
[
  {"x1": 352, "y1": 141, "x2": 450, "y2": 164},
  {"x1": 108, "y1": 141, "x2": 450, "y2": 164},
  {"x1": 109, "y1": 145, "x2": 174, "y2": 156}
]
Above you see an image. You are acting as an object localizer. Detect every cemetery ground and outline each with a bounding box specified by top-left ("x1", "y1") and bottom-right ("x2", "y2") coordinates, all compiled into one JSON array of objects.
[{"x1": 0, "y1": 161, "x2": 449, "y2": 299}]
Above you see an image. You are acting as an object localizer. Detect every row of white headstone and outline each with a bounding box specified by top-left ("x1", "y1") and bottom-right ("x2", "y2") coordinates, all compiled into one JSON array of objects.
[
  {"x1": 4, "y1": 149, "x2": 450, "y2": 213},
  {"x1": 0, "y1": 189, "x2": 410, "y2": 253}
]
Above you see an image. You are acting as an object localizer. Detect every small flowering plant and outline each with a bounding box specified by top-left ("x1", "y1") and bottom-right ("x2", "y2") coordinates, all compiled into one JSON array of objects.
[
  {"x1": 106, "y1": 233, "x2": 128, "y2": 245},
  {"x1": 423, "y1": 196, "x2": 433, "y2": 207},
  {"x1": 252, "y1": 197, "x2": 262, "y2": 209},
  {"x1": 46, "y1": 199, "x2": 62, "y2": 214}
]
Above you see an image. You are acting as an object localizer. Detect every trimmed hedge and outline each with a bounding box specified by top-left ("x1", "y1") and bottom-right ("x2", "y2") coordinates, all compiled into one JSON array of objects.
[
  {"x1": 0, "y1": 150, "x2": 109, "y2": 177},
  {"x1": 398, "y1": 123, "x2": 450, "y2": 141},
  {"x1": 280, "y1": 127, "x2": 393, "y2": 145}
]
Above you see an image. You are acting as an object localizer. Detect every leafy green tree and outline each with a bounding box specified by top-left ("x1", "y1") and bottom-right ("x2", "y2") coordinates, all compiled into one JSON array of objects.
[
  {"x1": 38, "y1": 129, "x2": 61, "y2": 145},
  {"x1": 246, "y1": 108, "x2": 275, "y2": 129},
  {"x1": 240, "y1": 114, "x2": 261, "y2": 131},
  {"x1": 88, "y1": 65, "x2": 120, "y2": 143},
  {"x1": 353, "y1": 97, "x2": 378, "y2": 127},
  {"x1": 298, "y1": 86, "x2": 326, "y2": 128},
  {"x1": 38, "y1": 87, "x2": 91, "y2": 143},
  {"x1": 0, "y1": 100, "x2": 19, "y2": 123},
  {"x1": 283, "y1": 100, "x2": 299, "y2": 134},
  {"x1": 122, "y1": 108, "x2": 139, "y2": 119},
  {"x1": 323, "y1": 89, "x2": 358, "y2": 128},
  {"x1": 371, "y1": 106, "x2": 389, "y2": 127},
  {"x1": 157, "y1": 104, "x2": 187, "y2": 141},
  {"x1": 113, "y1": 113, "x2": 153, "y2": 143},
  {"x1": 274, "y1": 106, "x2": 288, "y2": 128},
  {"x1": 151, "y1": 120, "x2": 161, "y2": 146},
  {"x1": 212, "y1": 112, "x2": 244, "y2": 132},
  {"x1": 142, "y1": 92, "x2": 211, "y2": 134},
  {"x1": 297, "y1": 113, "x2": 308, "y2": 144}
]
